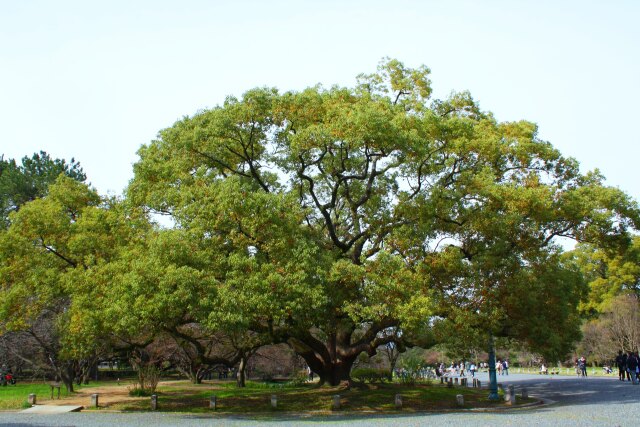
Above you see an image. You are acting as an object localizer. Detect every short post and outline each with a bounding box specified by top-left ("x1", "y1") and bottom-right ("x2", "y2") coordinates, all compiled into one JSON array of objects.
[
  {"x1": 395, "y1": 394, "x2": 402, "y2": 409},
  {"x1": 456, "y1": 394, "x2": 464, "y2": 406},
  {"x1": 472, "y1": 378, "x2": 477, "y2": 388},
  {"x1": 521, "y1": 387, "x2": 528, "y2": 399},
  {"x1": 90, "y1": 393, "x2": 99, "y2": 408},
  {"x1": 332, "y1": 394, "x2": 341, "y2": 410},
  {"x1": 28, "y1": 394, "x2": 36, "y2": 405},
  {"x1": 454, "y1": 377, "x2": 459, "y2": 385},
  {"x1": 440, "y1": 376, "x2": 444, "y2": 384},
  {"x1": 476, "y1": 380, "x2": 481, "y2": 388},
  {"x1": 447, "y1": 379, "x2": 453, "y2": 388},
  {"x1": 507, "y1": 385, "x2": 516, "y2": 405},
  {"x1": 150, "y1": 394, "x2": 158, "y2": 411},
  {"x1": 270, "y1": 394, "x2": 277, "y2": 409},
  {"x1": 209, "y1": 395, "x2": 217, "y2": 410}
]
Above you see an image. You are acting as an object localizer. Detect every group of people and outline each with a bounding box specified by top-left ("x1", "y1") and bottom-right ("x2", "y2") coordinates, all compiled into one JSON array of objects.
[
  {"x1": 434, "y1": 360, "x2": 511, "y2": 378},
  {"x1": 496, "y1": 359, "x2": 509, "y2": 375},
  {"x1": 0, "y1": 371, "x2": 15, "y2": 386},
  {"x1": 615, "y1": 350, "x2": 640, "y2": 384},
  {"x1": 575, "y1": 356, "x2": 588, "y2": 377},
  {"x1": 436, "y1": 361, "x2": 477, "y2": 378}
]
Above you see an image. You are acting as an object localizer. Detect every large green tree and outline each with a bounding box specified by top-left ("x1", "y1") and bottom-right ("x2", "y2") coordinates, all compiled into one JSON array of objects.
[
  {"x1": 0, "y1": 176, "x2": 145, "y2": 390},
  {"x1": 0, "y1": 151, "x2": 86, "y2": 228},
  {"x1": 128, "y1": 59, "x2": 638, "y2": 384},
  {"x1": 570, "y1": 237, "x2": 640, "y2": 317}
]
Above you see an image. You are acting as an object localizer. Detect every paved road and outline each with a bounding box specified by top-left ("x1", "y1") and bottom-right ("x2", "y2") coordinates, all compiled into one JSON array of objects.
[{"x1": 3, "y1": 373, "x2": 638, "y2": 426}]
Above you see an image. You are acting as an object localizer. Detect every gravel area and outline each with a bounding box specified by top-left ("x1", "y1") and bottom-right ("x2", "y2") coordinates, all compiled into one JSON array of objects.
[{"x1": 3, "y1": 373, "x2": 638, "y2": 426}]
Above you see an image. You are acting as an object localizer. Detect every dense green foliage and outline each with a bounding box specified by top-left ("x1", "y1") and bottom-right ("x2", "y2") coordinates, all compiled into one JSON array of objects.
[
  {"x1": 571, "y1": 237, "x2": 640, "y2": 317},
  {"x1": 351, "y1": 368, "x2": 392, "y2": 383},
  {"x1": 1, "y1": 59, "x2": 638, "y2": 387},
  {"x1": 0, "y1": 151, "x2": 86, "y2": 228}
]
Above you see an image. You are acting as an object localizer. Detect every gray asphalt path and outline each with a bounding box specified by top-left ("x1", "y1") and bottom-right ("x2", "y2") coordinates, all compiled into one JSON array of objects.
[{"x1": 2, "y1": 373, "x2": 638, "y2": 426}]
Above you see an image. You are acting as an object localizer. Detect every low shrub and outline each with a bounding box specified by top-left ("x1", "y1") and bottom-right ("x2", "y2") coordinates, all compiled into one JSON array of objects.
[
  {"x1": 351, "y1": 368, "x2": 392, "y2": 383},
  {"x1": 128, "y1": 384, "x2": 153, "y2": 397},
  {"x1": 288, "y1": 370, "x2": 309, "y2": 386}
]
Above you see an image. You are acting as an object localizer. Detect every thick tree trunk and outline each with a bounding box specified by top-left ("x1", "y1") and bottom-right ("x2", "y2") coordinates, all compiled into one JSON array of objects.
[
  {"x1": 184, "y1": 365, "x2": 203, "y2": 384},
  {"x1": 236, "y1": 356, "x2": 246, "y2": 387},
  {"x1": 285, "y1": 317, "x2": 400, "y2": 387},
  {"x1": 316, "y1": 359, "x2": 356, "y2": 386},
  {"x1": 59, "y1": 365, "x2": 75, "y2": 392}
]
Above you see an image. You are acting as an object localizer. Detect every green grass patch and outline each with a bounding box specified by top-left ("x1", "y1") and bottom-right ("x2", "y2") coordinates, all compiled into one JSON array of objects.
[
  {"x1": 510, "y1": 367, "x2": 617, "y2": 377},
  {"x1": 108, "y1": 381, "x2": 517, "y2": 414},
  {"x1": 0, "y1": 383, "x2": 70, "y2": 409},
  {"x1": 0, "y1": 380, "x2": 121, "y2": 410}
]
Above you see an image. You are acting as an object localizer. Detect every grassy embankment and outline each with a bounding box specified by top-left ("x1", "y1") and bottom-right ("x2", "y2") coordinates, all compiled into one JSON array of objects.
[{"x1": 108, "y1": 380, "x2": 527, "y2": 413}]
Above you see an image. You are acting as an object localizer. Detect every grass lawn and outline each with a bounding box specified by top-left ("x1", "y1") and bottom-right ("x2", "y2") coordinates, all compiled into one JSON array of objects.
[
  {"x1": 511, "y1": 367, "x2": 617, "y2": 377},
  {"x1": 108, "y1": 380, "x2": 529, "y2": 413},
  {"x1": 0, "y1": 383, "x2": 71, "y2": 409},
  {"x1": 0, "y1": 381, "x2": 117, "y2": 410}
]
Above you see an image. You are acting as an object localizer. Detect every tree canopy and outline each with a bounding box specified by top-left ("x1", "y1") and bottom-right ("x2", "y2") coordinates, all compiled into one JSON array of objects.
[
  {"x1": 1, "y1": 59, "x2": 638, "y2": 387},
  {"x1": 125, "y1": 58, "x2": 639, "y2": 383},
  {"x1": 0, "y1": 151, "x2": 86, "y2": 228}
]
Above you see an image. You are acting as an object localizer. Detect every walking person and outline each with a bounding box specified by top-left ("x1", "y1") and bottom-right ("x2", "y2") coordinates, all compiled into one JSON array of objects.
[
  {"x1": 626, "y1": 351, "x2": 638, "y2": 384},
  {"x1": 616, "y1": 350, "x2": 627, "y2": 381}
]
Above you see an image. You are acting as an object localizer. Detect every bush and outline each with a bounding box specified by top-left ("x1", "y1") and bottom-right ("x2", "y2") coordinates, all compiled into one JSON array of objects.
[
  {"x1": 351, "y1": 368, "x2": 392, "y2": 383},
  {"x1": 288, "y1": 370, "x2": 309, "y2": 386},
  {"x1": 128, "y1": 384, "x2": 153, "y2": 397},
  {"x1": 130, "y1": 365, "x2": 161, "y2": 395},
  {"x1": 397, "y1": 351, "x2": 425, "y2": 386}
]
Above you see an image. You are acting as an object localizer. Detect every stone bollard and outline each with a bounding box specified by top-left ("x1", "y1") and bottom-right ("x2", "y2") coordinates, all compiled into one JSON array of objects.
[
  {"x1": 508, "y1": 385, "x2": 516, "y2": 405},
  {"x1": 271, "y1": 395, "x2": 277, "y2": 409},
  {"x1": 151, "y1": 394, "x2": 158, "y2": 411},
  {"x1": 447, "y1": 379, "x2": 453, "y2": 388},
  {"x1": 210, "y1": 395, "x2": 217, "y2": 410},
  {"x1": 521, "y1": 387, "x2": 528, "y2": 399},
  {"x1": 454, "y1": 377, "x2": 459, "y2": 385},
  {"x1": 395, "y1": 394, "x2": 402, "y2": 409},
  {"x1": 472, "y1": 378, "x2": 477, "y2": 388},
  {"x1": 476, "y1": 380, "x2": 481, "y2": 388},
  {"x1": 332, "y1": 394, "x2": 341, "y2": 411},
  {"x1": 456, "y1": 394, "x2": 464, "y2": 406},
  {"x1": 28, "y1": 394, "x2": 36, "y2": 405},
  {"x1": 462, "y1": 378, "x2": 467, "y2": 387},
  {"x1": 90, "y1": 393, "x2": 99, "y2": 408}
]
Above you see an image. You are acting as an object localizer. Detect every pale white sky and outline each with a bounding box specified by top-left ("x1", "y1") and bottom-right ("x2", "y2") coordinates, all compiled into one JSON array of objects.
[{"x1": 1, "y1": 0, "x2": 638, "y2": 200}]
